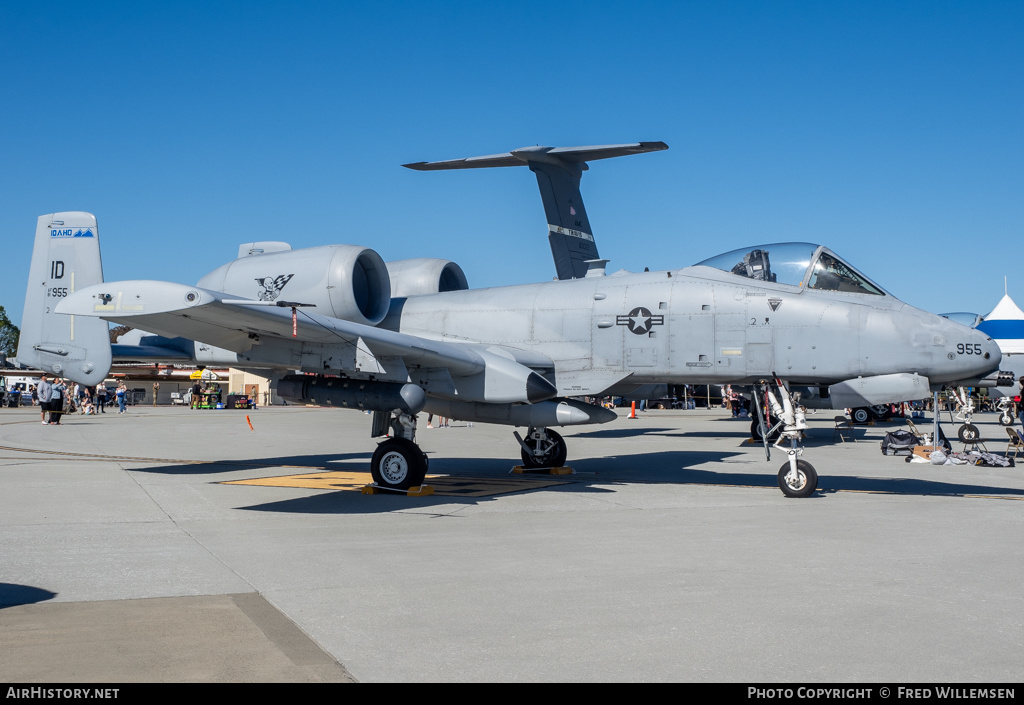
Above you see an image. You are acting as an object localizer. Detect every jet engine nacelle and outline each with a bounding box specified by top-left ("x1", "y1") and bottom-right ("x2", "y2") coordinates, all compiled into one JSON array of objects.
[
  {"x1": 197, "y1": 245, "x2": 391, "y2": 326},
  {"x1": 385, "y1": 258, "x2": 469, "y2": 297}
]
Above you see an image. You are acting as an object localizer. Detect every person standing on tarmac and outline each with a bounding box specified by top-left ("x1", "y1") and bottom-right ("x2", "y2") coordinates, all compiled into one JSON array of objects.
[
  {"x1": 36, "y1": 374, "x2": 52, "y2": 425},
  {"x1": 1018, "y1": 376, "x2": 1024, "y2": 427},
  {"x1": 49, "y1": 378, "x2": 67, "y2": 425}
]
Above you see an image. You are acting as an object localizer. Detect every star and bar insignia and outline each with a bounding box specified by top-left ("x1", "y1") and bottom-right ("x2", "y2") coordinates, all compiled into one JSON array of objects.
[{"x1": 616, "y1": 307, "x2": 665, "y2": 335}]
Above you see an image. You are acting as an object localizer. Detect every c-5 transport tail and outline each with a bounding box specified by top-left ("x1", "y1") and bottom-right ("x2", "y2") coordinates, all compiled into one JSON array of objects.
[{"x1": 404, "y1": 142, "x2": 667, "y2": 280}]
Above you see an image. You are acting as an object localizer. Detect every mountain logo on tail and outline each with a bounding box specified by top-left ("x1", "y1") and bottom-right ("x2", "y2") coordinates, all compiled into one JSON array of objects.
[{"x1": 51, "y1": 228, "x2": 94, "y2": 238}]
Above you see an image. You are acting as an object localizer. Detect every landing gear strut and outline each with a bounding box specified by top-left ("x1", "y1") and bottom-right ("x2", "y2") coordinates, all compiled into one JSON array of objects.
[
  {"x1": 515, "y1": 427, "x2": 568, "y2": 468},
  {"x1": 753, "y1": 379, "x2": 818, "y2": 498},
  {"x1": 947, "y1": 387, "x2": 982, "y2": 445},
  {"x1": 996, "y1": 398, "x2": 1014, "y2": 427},
  {"x1": 370, "y1": 411, "x2": 428, "y2": 490}
]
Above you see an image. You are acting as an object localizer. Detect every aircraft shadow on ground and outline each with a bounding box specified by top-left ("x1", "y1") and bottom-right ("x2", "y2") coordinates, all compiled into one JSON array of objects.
[
  {"x1": 230, "y1": 448, "x2": 1024, "y2": 515},
  {"x1": 576, "y1": 427, "x2": 864, "y2": 444},
  {"x1": 0, "y1": 583, "x2": 56, "y2": 608},
  {"x1": 131, "y1": 452, "x2": 372, "y2": 475},
  {"x1": 813, "y1": 474, "x2": 1024, "y2": 498},
  {"x1": 571, "y1": 427, "x2": 676, "y2": 439},
  {"x1": 236, "y1": 450, "x2": 739, "y2": 515}
]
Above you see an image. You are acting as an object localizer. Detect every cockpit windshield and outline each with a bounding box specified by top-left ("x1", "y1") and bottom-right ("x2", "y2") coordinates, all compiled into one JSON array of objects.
[
  {"x1": 807, "y1": 251, "x2": 885, "y2": 295},
  {"x1": 694, "y1": 242, "x2": 886, "y2": 296},
  {"x1": 941, "y1": 312, "x2": 984, "y2": 328}
]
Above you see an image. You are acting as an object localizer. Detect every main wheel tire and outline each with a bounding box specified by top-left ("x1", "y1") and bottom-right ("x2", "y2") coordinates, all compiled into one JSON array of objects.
[
  {"x1": 778, "y1": 459, "x2": 818, "y2": 498},
  {"x1": 957, "y1": 423, "x2": 981, "y2": 443},
  {"x1": 520, "y1": 429, "x2": 568, "y2": 468},
  {"x1": 371, "y1": 438, "x2": 428, "y2": 491},
  {"x1": 851, "y1": 407, "x2": 871, "y2": 424},
  {"x1": 750, "y1": 418, "x2": 780, "y2": 442},
  {"x1": 999, "y1": 413, "x2": 1014, "y2": 427}
]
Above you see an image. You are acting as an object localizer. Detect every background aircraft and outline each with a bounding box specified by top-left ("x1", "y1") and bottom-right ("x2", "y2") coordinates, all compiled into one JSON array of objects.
[{"x1": 21, "y1": 147, "x2": 1000, "y2": 498}]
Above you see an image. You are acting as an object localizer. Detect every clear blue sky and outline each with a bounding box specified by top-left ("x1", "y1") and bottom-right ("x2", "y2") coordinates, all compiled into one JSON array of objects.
[{"x1": 2, "y1": 1, "x2": 1022, "y2": 330}]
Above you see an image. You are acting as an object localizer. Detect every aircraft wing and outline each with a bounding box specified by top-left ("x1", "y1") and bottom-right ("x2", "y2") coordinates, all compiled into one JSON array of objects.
[{"x1": 56, "y1": 280, "x2": 557, "y2": 404}]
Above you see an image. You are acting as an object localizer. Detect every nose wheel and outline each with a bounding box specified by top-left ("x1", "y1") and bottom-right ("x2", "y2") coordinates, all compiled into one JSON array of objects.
[{"x1": 778, "y1": 458, "x2": 818, "y2": 498}]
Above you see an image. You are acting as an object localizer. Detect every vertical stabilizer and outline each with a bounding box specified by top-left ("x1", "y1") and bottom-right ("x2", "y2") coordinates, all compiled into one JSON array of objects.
[
  {"x1": 404, "y1": 141, "x2": 667, "y2": 280},
  {"x1": 18, "y1": 212, "x2": 112, "y2": 385}
]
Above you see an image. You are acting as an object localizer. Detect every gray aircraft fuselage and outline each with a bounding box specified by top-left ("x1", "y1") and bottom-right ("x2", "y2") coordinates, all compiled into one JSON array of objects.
[{"x1": 384, "y1": 265, "x2": 998, "y2": 395}]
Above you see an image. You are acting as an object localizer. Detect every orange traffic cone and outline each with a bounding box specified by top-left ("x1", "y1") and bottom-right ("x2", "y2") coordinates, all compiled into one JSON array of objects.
[{"x1": 629, "y1": 401, "x2": 637, "y2": 419}]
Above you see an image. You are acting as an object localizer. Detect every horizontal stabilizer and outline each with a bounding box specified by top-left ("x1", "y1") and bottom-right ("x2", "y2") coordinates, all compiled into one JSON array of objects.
[
  {"x1": 111, "y1": 344, "x2": 195, "y2": 361},
  {"x1": 402, "y1": 142, "x2": 668, "y2": 171}
]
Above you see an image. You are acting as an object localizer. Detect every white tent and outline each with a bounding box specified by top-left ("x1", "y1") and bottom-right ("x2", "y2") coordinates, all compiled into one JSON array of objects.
[{"x1": 977, "y1": 294, "x2": 1024, "y2": 356}]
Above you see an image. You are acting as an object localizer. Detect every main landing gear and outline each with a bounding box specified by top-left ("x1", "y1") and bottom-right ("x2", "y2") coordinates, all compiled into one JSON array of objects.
[
  {"x1": 370, "y1": 411, "x2": 428, "y2": 491},
  {"x1": 996, "y1": 398, "x2": 1015, "y2": 427},
  {"x1": 515, "y1": 427, "x2": 568, "y2": 468},
  {"x1": 369, "y1": 413, "x2": 572, "y2": 490},
  {"x1": 753, "y1": 379, "x2": 818, "y2": 498}
]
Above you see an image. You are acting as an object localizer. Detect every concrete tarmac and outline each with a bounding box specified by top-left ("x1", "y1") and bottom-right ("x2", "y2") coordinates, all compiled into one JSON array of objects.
[{"x1": 1, "y1": 403, "x2": 1022, "y2": 682}]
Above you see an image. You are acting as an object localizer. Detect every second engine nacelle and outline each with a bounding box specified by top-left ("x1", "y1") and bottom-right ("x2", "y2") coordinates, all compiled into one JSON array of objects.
[
  {"x1": 197, "y1": 244, "x2": 391, "y2": 326},
  {"x1": 385, "y1": 258, "x2": 468, "y2": 297}
]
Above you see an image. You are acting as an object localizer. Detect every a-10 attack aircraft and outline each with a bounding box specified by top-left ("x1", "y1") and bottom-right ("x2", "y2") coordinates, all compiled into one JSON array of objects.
[
  {"x1": 20, "y1": 142, "x2": 1001, "y2": 497},
  {"x1": 402, "y1": 144, "x2": 1014, "y2": 435}
]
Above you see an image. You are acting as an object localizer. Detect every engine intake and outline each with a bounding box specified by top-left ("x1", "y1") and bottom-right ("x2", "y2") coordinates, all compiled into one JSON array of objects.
[{"x1": 385, "y1": 258, "x2": 468, "y2": 297}]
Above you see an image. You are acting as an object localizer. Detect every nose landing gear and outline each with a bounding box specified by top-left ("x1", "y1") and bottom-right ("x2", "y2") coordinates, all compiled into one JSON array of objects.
[{"x1": 754, "y1": 378, "x2": 818, "y2": 498}]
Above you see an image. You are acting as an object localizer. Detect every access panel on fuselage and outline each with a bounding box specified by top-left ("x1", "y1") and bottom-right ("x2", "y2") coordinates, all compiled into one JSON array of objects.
[
  {"x1": 664, "y1": 280, "x2": 715, "y2": 382},
  {"x1": 617, "y1": 280, "x2": 673, "y2": 379}
]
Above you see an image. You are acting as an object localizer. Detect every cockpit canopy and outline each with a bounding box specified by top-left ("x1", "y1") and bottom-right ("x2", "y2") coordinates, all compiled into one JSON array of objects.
[
  {"x1": 694, "y1": 242, "x2": 886, "y2": 296},
  {"x1": 940, "y1": 312, "x2": 984, "y2": 328}
]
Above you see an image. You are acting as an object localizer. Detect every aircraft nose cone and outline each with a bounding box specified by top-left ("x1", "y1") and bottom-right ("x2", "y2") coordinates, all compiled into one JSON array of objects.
[
  {"x1": 945, "y1": 326, "x2": 1001, "y2": 382},
  {"x1": 969, "y1": 327, "x2": 1001, "y2": 371},
  {"x1": 981, "y1": 335, "x2": 1002, "y2": 372}
]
